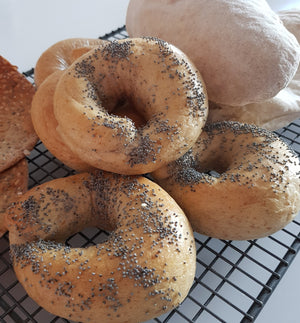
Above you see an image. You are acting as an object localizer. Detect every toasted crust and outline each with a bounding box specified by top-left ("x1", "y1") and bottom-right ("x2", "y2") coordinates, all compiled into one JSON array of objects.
[
  {"x1": 0, "y1": 56, "x2": 37, "y2": 172},
  {"x1": 0, "y1": 158, "x2": 28, "y2": 237}
]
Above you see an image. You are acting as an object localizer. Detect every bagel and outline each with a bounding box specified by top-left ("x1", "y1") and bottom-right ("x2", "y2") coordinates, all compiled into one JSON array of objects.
[
  {"x1": 31, "y1": 70, "x2": 93, "y2": 171},
  {"x1": 151, "y1": 121, "x2": 300, "y2": 240},
  {"x1": 53, "y1": 37, "x2": 208, "y2": 175},
  {"x1": 6, "y1": 170, "x2": 196, "y2": 323},
  {"x1": 34, "y1": 38, "x2": 107, "y2": 87}
]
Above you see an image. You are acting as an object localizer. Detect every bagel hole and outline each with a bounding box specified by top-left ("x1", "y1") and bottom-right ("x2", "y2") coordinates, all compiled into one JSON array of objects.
[
  {"x1": 111, "y1": 97, "x2": 147, "y2": 129},
  {"x1": 195, "y1": 156, "x2": 231, "y2": 177},
  {"x1": 65, "y1": 227, "x2": 110, "y2": 248},
  {"x1": 206, "y1": 170, "x2": 221, "y2": 178}
]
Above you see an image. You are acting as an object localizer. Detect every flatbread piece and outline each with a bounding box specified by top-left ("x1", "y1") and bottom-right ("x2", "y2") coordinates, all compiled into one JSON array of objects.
[
  {"x1": 0, "y1": 56, "x2": 37, "y2": 172},
  {"x1": 0, "y1": 158, "x2": 28, "y2": 237}
]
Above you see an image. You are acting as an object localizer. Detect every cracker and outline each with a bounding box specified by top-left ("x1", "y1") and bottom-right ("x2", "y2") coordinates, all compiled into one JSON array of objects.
[
  {"x1": 0, "y1": 56, "x2": 38, "y2": 172},
  {"x1": 0, "y1": 158, "x2": 28, "y2": 237}
]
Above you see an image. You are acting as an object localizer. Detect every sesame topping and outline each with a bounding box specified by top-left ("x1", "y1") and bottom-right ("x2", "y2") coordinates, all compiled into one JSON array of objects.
[
  {"x1": 8, "y1": 170, "x2": 195, "y2": 320},
  {"x1": 165, "y1": 121, "x2": 300, "y2": 191},
  {"x1": 55, "y1": 37, "x2": 207, "y2": 173}
]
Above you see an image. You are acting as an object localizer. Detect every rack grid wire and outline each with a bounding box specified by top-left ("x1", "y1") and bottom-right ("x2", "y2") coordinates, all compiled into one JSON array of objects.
[{"x1": 0, "y1": 26, "x2": 300, "y2": 323}]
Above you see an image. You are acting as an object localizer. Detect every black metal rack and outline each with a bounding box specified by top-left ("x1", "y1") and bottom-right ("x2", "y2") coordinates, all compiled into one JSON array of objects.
[{"x1": 0, "y1": 26, "x2": 299, "y2": 323}]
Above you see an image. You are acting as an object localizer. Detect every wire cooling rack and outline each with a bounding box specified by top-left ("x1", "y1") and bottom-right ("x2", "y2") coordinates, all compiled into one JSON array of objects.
[{"x1": 1, "y1": 26, "x2": 300, "y2": 323}]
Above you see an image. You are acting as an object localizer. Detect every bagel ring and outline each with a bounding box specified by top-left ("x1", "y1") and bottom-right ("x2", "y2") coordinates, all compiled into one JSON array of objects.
[
  {"x1": 32, "y1": 38, "x2": 108, "y2": 171},
  {"x1": 152, "y1": 121, "x2": 300, "y2": 240},
  {"x1": 6, "y1": 170, "x2": 196, "y2": 323},
  {"x1": 34, "y1": 38, "x2": 107, "y2": 87},
  {"x1": 54, "y1": 37, "x2": 208, "y2": 175},
  {"x1": 31, "y1": 70, "x2": 93, "y2": 171}
]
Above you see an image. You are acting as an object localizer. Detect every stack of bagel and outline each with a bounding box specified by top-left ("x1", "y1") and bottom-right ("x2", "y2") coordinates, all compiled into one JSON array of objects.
[{"x1": 2, "y1": 1, "x2": 300, "y2": 323}]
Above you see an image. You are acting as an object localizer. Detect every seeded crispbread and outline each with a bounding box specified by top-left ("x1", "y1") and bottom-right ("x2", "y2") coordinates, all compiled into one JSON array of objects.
[
  {"x1": 0, "y1": 158, "x2": 28, "y2": 237},
  {"x1": 0, "y1": 56, "x2": 37, "y2": 172}
]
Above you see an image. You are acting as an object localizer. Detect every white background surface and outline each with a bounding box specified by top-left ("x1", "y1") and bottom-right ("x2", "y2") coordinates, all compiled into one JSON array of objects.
[
  {"x1": 0, "y1": 0, "x2": 130, "y2": 71},
  {"x1": 1, "y1": 0, "x2": 300, "y2": 322}
]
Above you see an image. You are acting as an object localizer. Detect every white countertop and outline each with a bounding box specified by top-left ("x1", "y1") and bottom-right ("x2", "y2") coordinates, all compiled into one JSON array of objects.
[{"x1": 1, "y1": 1, "x2": 300, "y2": 322}]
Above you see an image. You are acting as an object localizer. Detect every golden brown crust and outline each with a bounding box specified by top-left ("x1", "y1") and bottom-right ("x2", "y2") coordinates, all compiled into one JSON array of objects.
[
  {"x1": 6, "y1": 170, "x2": 196, "y2": 323},
  {"x1": 152, "y1": 121, "x2": 300, "y2": 240},
  {"x1": 0, "y1": 158, "x2": 28, "y2": 237},
  {"x1": 34, "y1": 38, "x2": 107, "y2": 87},
  {"x1": 31, "y1": 70, "x2": 94, "y2": 171},
  {"x1": 54, "y1": 37, "x2": 208, "y2": 174},
  {"x1": 0, "y1": 56, "x2": 38, "y2": 172}
]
